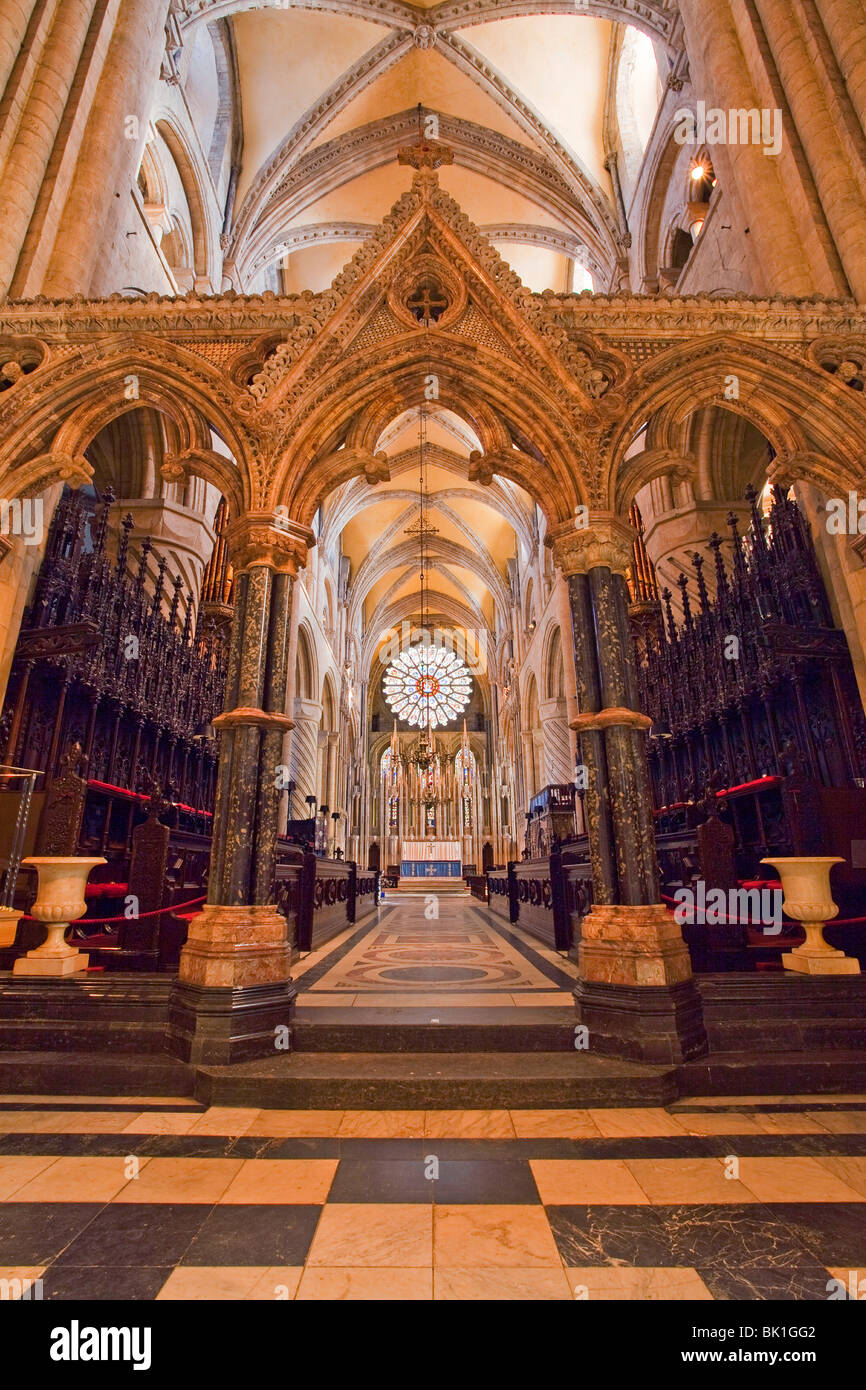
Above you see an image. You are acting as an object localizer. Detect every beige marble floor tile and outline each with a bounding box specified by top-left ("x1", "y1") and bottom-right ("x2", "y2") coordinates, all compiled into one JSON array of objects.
[
  {"x1": 12, "y1": 1157, "x2": 144, "y2": 1203},
  {"x1": 219, "y1": 1159, "x2": 338, "y2": 1204},
  {"x1": 565, "y1": 1267, "x2": 714, "y2": 1301},
  {"x1": 433, "y1": 1205, "x2": 562, "y2": 1268},
  {"x1": 121, "y1": 1112, "x2": 199, "y2": 1134},
  {"x1": 626, "y1": 1158, "x2": 757, "y2": 1204},
  {"x1": 752, "y1": 1112, "x2": 829, "y2": 1134},
  {"x1": 805, "y1": 1111, "x2": 866, "y2": 1133},
  {"x1": 588, "y1": 1108, "x2": 689, "y2": 1138},
  {"x1": 0, "y1": 1112, "x2": 83, "y2": 1132},
  {"x1": 0, "y1": 1156, "x2": 58, "y2": 1200},
  {"x1": 672, "y1": 1095, "x2": 792, "y2": 1108},
  {"x1": 791, "y1": 1094, "x2": 866, "y2": 1104},
  {"x1": 673, "y1": 1112, "x2": 767, "y2": 1135},
  {"x1": 295, "y1": 995, "x2": 356, "y2": 1007},
  {"x1": 825, "y1": 1266, "x2": 866, "y2": 1299},
  {"x1": 337, "y1": 1110, "x2": 426, "y2": 1138},
  {"x1": 510, "y1": 1110, "x2": 603, "y2": 1139},
  {"x1": 344, "y1": 993, "x2": 514, "y2": 1008},
  {"x1": 296, "y1": 1267, "x2": 433, "y2": 1300},
  {"x1": 246, "y1": 1110, "x2": 345, "y2": 1137},
  {"x1": 156, "y1": 1266, "x2": 275, "y2": 1300},
  {"x1": 530, "y1": 1159, "x2": 650, "y2": 1205},
  {"x1": 814, "y1": 1157, "x2": 866, "y2": 1199},
  {"x1": 306, "y1": 1204, "x2": 433, "y2": 1267},
  {"x1": 0, "y1": 1095, "x2": 195, "y2": 1106},
  {"x1": 53, "y1": 1113, "x2": 147, "y2": 1133},
  {"x1": 113, "y1": 1157, "x2": 242, "y2": 1204},
  {"x1": 186, "y1": 1108, "x2": 260, "y2": 1136},
  {"x1": 423, "y1": 1110, "x2": 515, "y2": 1139},
  {"x1": 0, "y1": 1266, "x2": 46, "y2": 1298},
  {"x1": 434, "y1": 1267, "x2": 573, "y2": 1300},
  {"x1": 737, "y1": 1156, "x2": 866, "y2": 1203},
  {"x1": 509, "y1": 993, "x2": 574, "y2": 1007},
  {"x1": 246, "y1": 1267, "x2": 304, "y2": 1300}
]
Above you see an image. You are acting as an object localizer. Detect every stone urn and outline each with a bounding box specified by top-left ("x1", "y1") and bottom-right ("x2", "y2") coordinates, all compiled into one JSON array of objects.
[
  {"x1": 761, "y1": 856, "x2": 860, "y2": 975},
  {"x1": 12, "y1": 856, "x2": 106, "y2": 976}
]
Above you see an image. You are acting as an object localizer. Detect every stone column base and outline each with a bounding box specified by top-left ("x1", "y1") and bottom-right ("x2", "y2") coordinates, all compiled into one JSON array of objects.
[
  {"x1": 166, "y1": 904, "x2": 296, "y2": 1064},
  {"x1": 574, "y1": 903, "x2": 708, "y2": 1063}
]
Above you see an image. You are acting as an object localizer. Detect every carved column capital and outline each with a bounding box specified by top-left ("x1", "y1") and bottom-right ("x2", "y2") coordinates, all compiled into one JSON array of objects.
[
  {"x1": 548, "y1": 512, "x2": 635, "y2": 578},
  {"x1": 226, "y1": 511, "x2": 314, "y2": 574}
]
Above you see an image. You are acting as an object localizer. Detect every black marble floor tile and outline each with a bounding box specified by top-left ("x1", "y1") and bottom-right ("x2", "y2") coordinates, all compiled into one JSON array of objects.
[
  {"x1": 0, "y1": 1203, "x2": 104, "y2": 1265},
  {"x1": 333, "y1": 1139, "x2": 426, "y2": 1160},
  {"x1": 327, "y1": 1157, "x2": 539, "y2": 1204},
  {"x1": 546, "y1": 1204, "x2": 673, "y2": 1267},
  {"x1": 179, "y1": 1204, "x2": 321, "y2": 1267},
  {"x1": 696, "y1": 1263, "x2": 839, "y2": 1301},
  {"x1": 40, "y1": 1265, "x2": 171, "y2": 1301},
  {"x1": 0, "y1": 1133, "x2": 141, "y2": 1157},
  {"x1": 655, "y1": 1204, "x2": 819, "y2": 1271},
  {"x1": 327, "y1": 1159, "x2": 433, "y2": 1203},
  {"x1": 698, "y1": 1135, "x2": 866, "y2": 1159},
  {"x1": 265, "y1": 1138, "x2": 342, "y2": 1160},
  {"x1": 137, "y1": 1135, "x2": 237, "y2": 1158},
  {"x1": 53, "y1": 1204, "x2": 209, "y2": 1269},
  {"x1": 767, "y1": 1203, "x2": 866, "y2": 1265},
  {"x1": 431, "y1": 1159, "x2": 540, "y2": 1204}
]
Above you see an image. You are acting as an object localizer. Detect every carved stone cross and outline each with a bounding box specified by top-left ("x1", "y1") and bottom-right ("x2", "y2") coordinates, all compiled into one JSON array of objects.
[{"x1": 406, "y1": 281, "x2": 448, "y2": 325}]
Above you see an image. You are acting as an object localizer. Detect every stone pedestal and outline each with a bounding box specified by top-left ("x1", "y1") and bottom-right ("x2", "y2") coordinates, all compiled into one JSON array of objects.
[
  {"x1": 574, "y1": 903, "x2": 708, "y2": 1063},
  {"x1": 166, "y1": 903, "x2": 297, "y2": 1064}
]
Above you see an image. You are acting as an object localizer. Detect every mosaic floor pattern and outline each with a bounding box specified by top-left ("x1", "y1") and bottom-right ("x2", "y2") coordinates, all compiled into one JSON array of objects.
[
  {"x1": 298, "y1": 895, "x2": 575, "y2": 995},
  {"x1": 1, "y1": 1096, "x2": 865, "y2": 1300}
]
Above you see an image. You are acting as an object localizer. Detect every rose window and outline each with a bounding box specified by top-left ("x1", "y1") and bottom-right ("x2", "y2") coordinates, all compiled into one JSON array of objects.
[{"x1": 383, "y1": 645, "x2": 472, "y2": 728}]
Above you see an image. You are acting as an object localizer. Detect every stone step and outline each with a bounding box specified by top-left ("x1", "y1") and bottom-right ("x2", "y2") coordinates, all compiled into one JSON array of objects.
[
  {"x1": 678, "y1": 1049, "x2": 866, "y2": 1097},
  {"x1": 291, "y1": 1006, "x2": 578, "y2": 1053},
  {"x1": 0, "y1": 1050, "x2": 194, "y2": 1096},
  {"x1": 194, "y1": 1050, "x2": 678, "y2": 1109}
]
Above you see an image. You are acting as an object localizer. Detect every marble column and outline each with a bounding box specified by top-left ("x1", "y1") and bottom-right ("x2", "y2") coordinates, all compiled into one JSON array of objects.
[
  {"x1": 41, "y1": 0, "x2": 171, "y2": 298},
  {"x1": 551, "y1": 515, "x2": 706, "y2": 1064},
  {"x1": 168, "y1": 513, "x2": 314, "y2": 1065},
  {"x1": 0, "y1": 0, "x2": 97, "y2": 297},
  {"x1": 677, "y1": 0, "x2": 838, "y2": 297}
]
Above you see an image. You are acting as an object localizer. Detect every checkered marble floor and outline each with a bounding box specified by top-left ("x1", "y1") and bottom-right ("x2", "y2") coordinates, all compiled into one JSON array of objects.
[{"x1": 1, "y1": 1096, "x2": 865, "y2": 1300}]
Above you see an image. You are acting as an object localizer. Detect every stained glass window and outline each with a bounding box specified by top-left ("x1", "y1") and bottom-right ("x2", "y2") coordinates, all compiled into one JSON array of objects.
[{"x1": 383, "y1": 645, "x2": 472, "y2": 729}]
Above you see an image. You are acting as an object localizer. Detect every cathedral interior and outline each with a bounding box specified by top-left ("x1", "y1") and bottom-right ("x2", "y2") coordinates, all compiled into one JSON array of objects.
[{"x1": 1, "y1": 0, "x2": 866, "y2": 1325}]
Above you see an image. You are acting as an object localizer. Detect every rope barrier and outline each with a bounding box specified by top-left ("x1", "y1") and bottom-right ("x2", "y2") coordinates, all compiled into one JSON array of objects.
[
  {"x1": 659, "y1": 892, "x2": 866, "y2": 927},
  {"x1": 19, "y1": 895, "x2": 206, "y2": 925}
]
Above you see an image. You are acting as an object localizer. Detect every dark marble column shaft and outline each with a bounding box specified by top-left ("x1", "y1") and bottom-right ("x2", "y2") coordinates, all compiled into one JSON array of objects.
[
  {"x1": 208, "y1": 570, "x2": 248, "y2": 902},
  {"x1": 589, "y1": 566, "x2": 659, "y2": 904},
  {"x1": 253, "y1": 570, "x2": 294, "y2": 904},
  {"x1": 566, "y1": 573, "x2": 617, "y2": 904}
]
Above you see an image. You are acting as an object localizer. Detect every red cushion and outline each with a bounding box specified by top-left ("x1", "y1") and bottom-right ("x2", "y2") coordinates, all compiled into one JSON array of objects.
[{"x1": 85, "y1": 883, "x2": 129, "y2": 898}]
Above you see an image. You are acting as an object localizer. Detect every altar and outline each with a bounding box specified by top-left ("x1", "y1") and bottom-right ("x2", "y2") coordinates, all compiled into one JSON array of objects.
[{"x1": 399, "y1": 838, "x2": 462, "y2": 883}]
